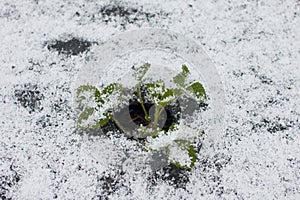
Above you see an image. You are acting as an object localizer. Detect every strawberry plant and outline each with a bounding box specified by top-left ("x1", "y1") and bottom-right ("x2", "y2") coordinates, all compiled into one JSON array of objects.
[{"x1": 76, "y1": 64, "x2": 206, "y2": 169}]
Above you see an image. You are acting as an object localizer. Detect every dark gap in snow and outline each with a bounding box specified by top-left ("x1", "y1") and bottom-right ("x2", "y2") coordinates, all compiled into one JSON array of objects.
[
  {"x1": 250, "y1": 117, "x2": 294, "y2": 134},
  {"x1": 249, "y1": 65, "x2": 273, "y2": 85},
  {"x1": 267, "y1": 123, "x2": 290, "y2": 133},
  {"x1": 211, "y1": 153, "x2": 231, "y2": 173},
  {"x1": 0, "y1": 164, "x2": 21, "y2": 199},
  {"x1": 101, "y1": 119, "x2": 123, "y2": 136},
  {"x1": 129, "y1": 102, "x2": 154, "y2": 127},
  {"x1": 232, "y1": 70, "x2": 245, "y2": 77},
  {"x1": 51, "y1": 98, "x2": 68, "y2": 112},
  {"x1": 36, "y1": 114, "x2": 58, "y2": 128},
  {"x1": 128, "y1": 84, "x2": 181, "y2": 132},
  {"x1": 196, "y1": 154, "x2": 231, "y2": 196},
  {"x1": 99, "y1": 2, "x2": 169, "y2": 27},
  {"x1": 14, "y1": 83, "x2": 44, "y2": 113},
  {"x1": 99, "y1": 175, "x2": 119, "y2": 196},
  {"x1": 258, "y1": 74, "x2": 273, "y2": 85},
  {"x1": 50, "y1": 97, "x2": 71, "y2": 118},
  {"x1": 97, "y1": 170, "x2": 128, "y2": 199},
  {"x1": 163, "y1": 103, "x2": 182, "y2": 131},
  {"x1": 47, "y1": 38, "x2": 92, "y2": 56},
  {"x1": 100, "y1": 4, "x2": 140, "y2": 18},
  {"x1": 149, "y1": 163, "x2": 190, "y2": 189}
]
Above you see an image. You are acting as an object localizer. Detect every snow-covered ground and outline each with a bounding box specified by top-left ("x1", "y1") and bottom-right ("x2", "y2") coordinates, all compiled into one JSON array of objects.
[{"x1": 0, "y1": 0, "x2": 299, "y2": 199}]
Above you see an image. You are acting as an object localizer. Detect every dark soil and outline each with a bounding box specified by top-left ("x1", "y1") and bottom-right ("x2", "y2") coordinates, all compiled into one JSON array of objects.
[
  {"x1": 250, "y1": 117, "x2": 294, "y2": 134},
  {"x1": 0, "y1": 164, "x2": 21, "y2": 200},
  {"x1": 96, "y1": 170, "x2": 129, "y2": 199},
  {"x1": 14, "y1": 83, "x2": 44, "y2": 113},
  {"x1": 99, "y1": 4, "x2": 156, "y2": 23},
  {"x1": 47, "y1": 38, "x2": 92, "y2": 56},
  {"x1": 148, "y1": 163, "x2": 190, "y2": 189},
  {"x1": 128, "y1": 101, "x2": 181, "y2": 132},
  {"x1": 100, "y1": 4, "x2": 140, "y2": 18},
  {"x1": 128, "y1": 101, "x2": 154, "y2": 127},
  {"x1": 98, "y1": 2, "x2": 169, "y2": 28}
]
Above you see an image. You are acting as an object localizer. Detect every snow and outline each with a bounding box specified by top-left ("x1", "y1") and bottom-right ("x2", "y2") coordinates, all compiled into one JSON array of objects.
[{"x1": 0, "y1": 0, "x2": 299, "y2": 199}]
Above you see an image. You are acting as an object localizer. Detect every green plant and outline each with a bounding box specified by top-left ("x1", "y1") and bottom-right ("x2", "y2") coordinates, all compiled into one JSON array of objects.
[{"x1": 76, "y1": 64, "x2": 206, "y2": 169}]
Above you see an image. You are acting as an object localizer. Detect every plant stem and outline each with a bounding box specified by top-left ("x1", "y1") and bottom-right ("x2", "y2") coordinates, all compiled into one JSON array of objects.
[
  {"x1": 158, "y1": 106, "x2": 165, "y2": 117},
  {"x1": 152, "y1": 105, "x2": 158, "y2": 130},
  {"x1": 152, "y1": 105, "x2": 165, "y2": 134},
  {"x1": 137, "y1": 85, "x2": 150, "y2": 121}
]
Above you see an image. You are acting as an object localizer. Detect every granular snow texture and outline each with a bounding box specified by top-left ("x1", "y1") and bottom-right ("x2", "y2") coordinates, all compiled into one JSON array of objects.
[{"x1": 0, "y1": 0, "x2": 299, "y2": 199}]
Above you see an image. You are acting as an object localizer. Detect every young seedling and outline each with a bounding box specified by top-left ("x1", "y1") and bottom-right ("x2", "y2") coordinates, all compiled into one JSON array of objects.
[{"x1": 76, "y1": 63, "x2": 206, "y2": 169}]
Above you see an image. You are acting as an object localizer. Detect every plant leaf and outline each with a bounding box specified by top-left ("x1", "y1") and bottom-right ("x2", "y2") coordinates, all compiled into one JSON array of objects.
[
  {"x1": 101, "y1": 83, "x2": 120, "y2": 97},
  {"x1": 78, "y1": 107, "x2": 110, "y2": 129},
  {"x1": 98, "y1": 116, "x2": 110, "y2": 127},
  {"x1": 78, "y1": 107, "x2": 97, "y2": 129},
  {"x1": 134, "y1": 63, "x2": 150, "y2": 81},
  {"x1": 77, "y1": 85, "x2": 102, "y2": 106},
  {"x1": 147, "y1": 81, "x2": 181, "y2": 106},
  {"x1": 159, "y1": 88, "x2": 181, "y2": 106},
  {"x1": 76, "y1": 83, "x2": 121, "y2": 130},
  {"x1": 188, "y1": 144, "x2": 196, "y2": 168},
  {"x1": 173, "y1": 64, "x2": 190, "y2": 87},
  {"x1": 146, "y1": 80, "x2": 165, "y2": 102},
  {"x1": 186, "y1": 82, "x2": 206, "y2": 102},
  {"x1": 170, "y1": 140, "x2": 196, "y2": 169},
  {"x1": 167, "y1": 122, "x2": 179, "y2": 132}
]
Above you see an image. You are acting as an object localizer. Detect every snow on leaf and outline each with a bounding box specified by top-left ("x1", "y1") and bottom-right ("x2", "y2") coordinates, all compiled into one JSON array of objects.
[
  {"x1": 186, "y1": 81, "x2": 206, "y2": 102},
  {"x1": 133, "y1": 63, "x2": 150, "y2": 81},
  {"x1": 173, "y1": 64, "x2": 190, "y2": 87},
  {"x1": 159, "y1": 88, "x2": 181, "y2": 106},
  {"x1": 169, "y1": 140, "x2": 196, "y2": 169},
  {"x1": 146, "y1": 122, "x2": 200, "y2": 150},
  {"x1": 101, "y1": 83, "x2": 121, "y2": 98},
  {"x1": 146, "y1": 80, "x2": 180, "y2": 106},
  {"x1": 77, "y1": 85, "x2": 102, "y2": 107},
  {"x1": 77, "y1": 107, "x2": 109, "y2": 129},
  {"x1": 146, "y1": 124, "x2": 198, "y2": 169},
  {"x1": 76, "y1": 83, "x2": 121, "y2": 129}
]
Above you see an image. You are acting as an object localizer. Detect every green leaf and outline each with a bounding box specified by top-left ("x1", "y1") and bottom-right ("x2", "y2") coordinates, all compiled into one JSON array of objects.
[
  {"x1": 77, "y1": 85, "x2": 102, "y2": 105},
  {"x1": 76, "y1": 82, "x2": 122, "y2": 130},
  {"x1": 98, "y1": 116, "x2": 110, "y2": 127},
  {"x1": 173, "y1": 65, "x2": 207, "y2": 103},
  {"x1": 102, "y1": 83, "x2": 119, "y2": 96},
  {"x1": 186, "y1": 82, "x2": 206, "y2": 102},
  {"x1": 77, "y1": 107, "x2": 110, "y2": 129},
  {"x1": 77, "y1": 107, "x2": 96, "y2": 128},
  {"x1": 100, "y1": 83, "x2": 122, "y2": 104},
  {"x1": 167, "y1": 123, "x2": 178, "y2": 132},
  {"x1": 134, "y1": 63, "x2": 150, "y2": 81},
  {"x1": 188, "y1": 145, "x2": 196, "y2": 168},
  {"x1": 77, "y1": 83, "x2": 121, "y2": 107},
  {"x1": 159, "y1": 88, "x2": 181, "y2": 106},
  {"x1": 171, "y1": 141, "x2": 196, "y2": 169},
  {"x1": 147, "y1": 81, "x2": 181, "y2": 106},
  {"x1": 146, "y1": 80, "x2": 164, "y2": 101},
  {"x1": 173, "y1": 64, "x2": 190, "y2": 87},
  {"x1": 182, "y1": 64, "x2": 190, "y2": 74}
]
